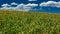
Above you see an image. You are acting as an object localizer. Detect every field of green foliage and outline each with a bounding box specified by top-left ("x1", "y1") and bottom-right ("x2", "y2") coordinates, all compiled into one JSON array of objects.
[{"x1": 0, "y1": 10, "x2": 60, "y2": 34}]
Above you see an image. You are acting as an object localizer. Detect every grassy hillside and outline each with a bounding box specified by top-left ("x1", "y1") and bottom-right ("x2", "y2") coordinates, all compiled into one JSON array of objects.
[{"x1": 0, "y1": 10, "x2": 60, "y2": 34}]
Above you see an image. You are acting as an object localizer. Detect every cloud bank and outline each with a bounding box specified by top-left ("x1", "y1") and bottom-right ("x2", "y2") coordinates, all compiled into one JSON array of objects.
[
  {"x1": 40, "y1": 1, "x2": 60, "y2": 8},
  {"x1": 0, "y1": 2, "x2": 38, "y2": 11}
]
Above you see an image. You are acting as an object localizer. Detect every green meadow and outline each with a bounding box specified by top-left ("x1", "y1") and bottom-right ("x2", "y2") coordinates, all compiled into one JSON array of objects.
[{"x1": 0, "y1": 10, "x2": 60, "y2": 34}]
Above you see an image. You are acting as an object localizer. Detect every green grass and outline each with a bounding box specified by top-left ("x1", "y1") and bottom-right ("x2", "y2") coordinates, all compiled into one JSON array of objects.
[{"x1": 0, "y1": 10, "x2": 60, "y2": 34}]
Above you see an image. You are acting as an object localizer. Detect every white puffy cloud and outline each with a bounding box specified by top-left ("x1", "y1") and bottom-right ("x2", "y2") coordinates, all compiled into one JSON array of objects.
[
  {"x1": 0, "y1": 3, "x2": 38, "y2": 11},
  {"x1": 1, "y1": 3, "x2": 15, "y2": 10},
  {"x1": 0, "y1": 7, "x2": 9, "y2": 10},
  {"x1": 40, "y1": 1, "x2": 60, "y2": 7},
  {"x1": 15, "y1": 3, "x2": 31, "y2": 11},
  {"x1": 0, "y1": 7, "x2": 16, "y2": 10},
  {"x1": 1, "y1": 3, "x2": 11, "y2": 7},
  {"x1": 28, "y1": 0, "x2": 37, "y2": 1},
  {"x1": 15, "y1": 3, "x2": 38, "y2": 11},
  {"x1": 25, "y1": 3, "x2": 38, "y2": 7},
  {"x1": 11, "y1": 2, "x2": 18, "y2": 5}
]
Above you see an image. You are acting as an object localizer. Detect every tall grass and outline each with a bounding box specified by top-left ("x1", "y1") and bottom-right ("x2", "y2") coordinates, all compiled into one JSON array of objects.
[{"x1": 0, "y1": 10, "x2": 60, "y2": 34}]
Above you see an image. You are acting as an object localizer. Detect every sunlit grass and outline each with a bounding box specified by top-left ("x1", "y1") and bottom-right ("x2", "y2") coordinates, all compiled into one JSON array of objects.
[{"x1": 0, "y1": 10, "x2": 60, "y2": 34}]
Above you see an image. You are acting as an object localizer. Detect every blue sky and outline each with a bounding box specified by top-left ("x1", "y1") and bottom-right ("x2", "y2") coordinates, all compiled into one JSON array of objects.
[
  {"x1": 0, "y1": 0, "x2": 60, "y2": 13},
  {"x1": 0, "y1": 0, "x2": 59, "y2": 5}
]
